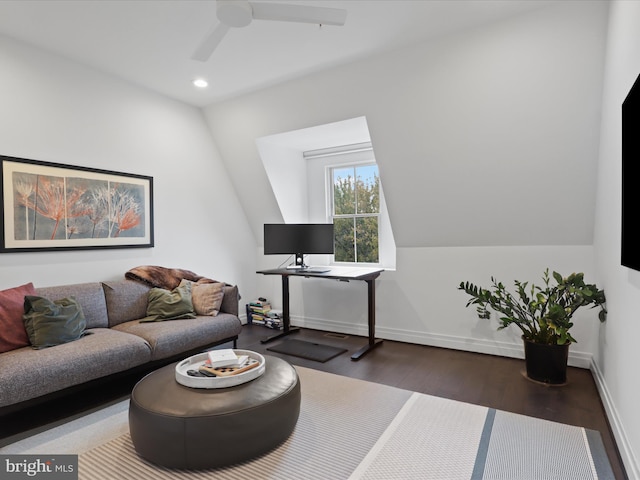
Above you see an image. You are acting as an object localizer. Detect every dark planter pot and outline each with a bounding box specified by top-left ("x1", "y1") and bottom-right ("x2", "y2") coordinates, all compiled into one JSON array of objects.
[{"x1": 523, "y1": 337, "x2": 570, "y2": 385}]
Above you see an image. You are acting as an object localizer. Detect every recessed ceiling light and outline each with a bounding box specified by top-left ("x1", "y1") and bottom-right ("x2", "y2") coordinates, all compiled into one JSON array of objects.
[{"x1": 193, "y1": 78, "x2": 208, "y2": 88}]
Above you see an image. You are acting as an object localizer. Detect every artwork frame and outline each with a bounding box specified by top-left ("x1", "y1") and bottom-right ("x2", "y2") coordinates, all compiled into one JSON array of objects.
[{"x1": 1, "y1": 155, "x2": 154, "y2": 253}]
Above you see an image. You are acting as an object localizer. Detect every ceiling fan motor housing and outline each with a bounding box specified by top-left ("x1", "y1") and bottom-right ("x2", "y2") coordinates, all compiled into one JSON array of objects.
[{"x1": 217, "y1": 0, "x2": 253, "y2": 28}]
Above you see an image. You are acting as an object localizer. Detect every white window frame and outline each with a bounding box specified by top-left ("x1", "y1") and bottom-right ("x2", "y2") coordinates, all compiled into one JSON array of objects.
[
  {"x1": 304, "y1": 144, "x2": 394, "y2": 269},
  {"x1": 327, "y1": 161, "x2": 381, "y2": 265}
]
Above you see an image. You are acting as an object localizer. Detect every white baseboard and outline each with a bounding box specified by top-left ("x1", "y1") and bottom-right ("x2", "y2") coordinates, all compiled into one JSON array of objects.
[
  {"x1": 292, "y1": 316, "x2": 592, "y2": 368},
  {"x1": 590, "y1": 359, "x2": 639, "y2": 479}
]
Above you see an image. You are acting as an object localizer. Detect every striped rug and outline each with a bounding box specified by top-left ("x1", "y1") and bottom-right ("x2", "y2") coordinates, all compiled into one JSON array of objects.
[{"x1": 77, "y1": 367, "x2": 614, "y2": 480}]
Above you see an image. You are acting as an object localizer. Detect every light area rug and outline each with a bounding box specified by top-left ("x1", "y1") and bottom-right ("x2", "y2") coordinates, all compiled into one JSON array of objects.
[
  {"x1": 1, "y1": 367, "x2": 614, "y2": 479},
  {"x1": 0, "y1": 399, "x2": 129, "y2": 455}
]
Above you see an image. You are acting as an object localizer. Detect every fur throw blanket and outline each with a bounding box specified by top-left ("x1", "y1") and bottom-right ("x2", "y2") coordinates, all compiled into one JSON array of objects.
[{"x1": 125, "y1": 265, "x2": 219, "y2": 290}]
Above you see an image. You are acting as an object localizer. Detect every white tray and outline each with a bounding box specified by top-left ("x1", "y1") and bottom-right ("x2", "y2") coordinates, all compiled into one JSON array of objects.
[{"x1": 175, "y1": 350, "x2": 266, "y2": 389}]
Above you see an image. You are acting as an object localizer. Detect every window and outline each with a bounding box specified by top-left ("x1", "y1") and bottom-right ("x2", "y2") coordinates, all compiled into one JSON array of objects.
[
  {"x1": 258, "y1": 117, "x2": 395, "y2": 269},
  {"x1": 330, "y1": 164, "x2": 379, "y2": 263}
]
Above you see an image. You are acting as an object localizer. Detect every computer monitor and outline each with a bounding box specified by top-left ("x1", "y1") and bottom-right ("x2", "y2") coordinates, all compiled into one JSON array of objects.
[{"x1": 264, "y1": 223, "x2": 334, "y2": 268}]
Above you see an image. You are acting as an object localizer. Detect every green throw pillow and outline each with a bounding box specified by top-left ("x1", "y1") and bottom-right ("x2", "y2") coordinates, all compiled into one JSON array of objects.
[
  {"x1": 23, "y1": 295, "x2": 87, "y2": 349},
  {"x1": 141, "y1": 282, "x2": 196, "y2": 322}
]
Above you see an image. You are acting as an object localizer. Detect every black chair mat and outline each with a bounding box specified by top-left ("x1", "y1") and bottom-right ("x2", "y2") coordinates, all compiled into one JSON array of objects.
[{"x1": 267, "y1": 339, "x2": 347, "y2": 363}]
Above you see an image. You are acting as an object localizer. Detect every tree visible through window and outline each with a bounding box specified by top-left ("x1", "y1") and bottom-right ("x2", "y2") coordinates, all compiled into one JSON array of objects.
[{"x1": 331, "y1": 164, "x2": 379, "y2": 263}]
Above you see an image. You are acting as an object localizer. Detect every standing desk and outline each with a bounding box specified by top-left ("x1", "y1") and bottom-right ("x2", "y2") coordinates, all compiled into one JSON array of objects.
[{"x1": 256, "y1": 266, "x2": 384, "y2": 360}]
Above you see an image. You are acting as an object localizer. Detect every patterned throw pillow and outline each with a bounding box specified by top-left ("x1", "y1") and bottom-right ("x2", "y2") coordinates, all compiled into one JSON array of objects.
[
  {"x1": 0, "y1": 282, "x2": 36, "y2": 353},
  {"x1": 179, "y1": 279, "x2": 225, "y2": 316}
]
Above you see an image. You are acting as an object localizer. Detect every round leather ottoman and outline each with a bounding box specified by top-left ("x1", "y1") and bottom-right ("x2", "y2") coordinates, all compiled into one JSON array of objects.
[{"x1": 129, "y1": 354, "x2": 300, "y2": 469}]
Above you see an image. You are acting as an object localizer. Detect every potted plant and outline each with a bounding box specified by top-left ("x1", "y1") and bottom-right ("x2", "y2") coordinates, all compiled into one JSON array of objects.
[{"x1": 458, "y1": 269, "x2": 607, "y2": 384}]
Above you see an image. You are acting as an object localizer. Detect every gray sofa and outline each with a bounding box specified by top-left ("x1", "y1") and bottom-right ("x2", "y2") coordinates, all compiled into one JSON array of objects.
[{"x1": 0, "y1": 279, "x2": 242, "y2": 413}]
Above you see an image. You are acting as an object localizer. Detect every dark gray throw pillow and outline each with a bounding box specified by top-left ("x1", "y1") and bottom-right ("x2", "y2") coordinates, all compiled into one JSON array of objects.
[
  {"x1": 23, "y1": 295, "x2": 87, "y2": 349},
  {"x1": 141, "y1": 282, "x2": 196, "y2": 322}
]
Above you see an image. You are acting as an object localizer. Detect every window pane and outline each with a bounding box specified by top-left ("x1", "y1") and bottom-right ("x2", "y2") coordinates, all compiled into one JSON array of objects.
[
  {"x1": 334, "y1": 217, "x2": 355, "y2": 262},
  {"x1": 333, "y1": 167, "x2": 355, "y2": 215},
  {"x1": 356, "y1": 216, "x2": 379, "y2": 263},
  {"x1": 355, "y1": 165, "x2": 379, "y2": 214}
]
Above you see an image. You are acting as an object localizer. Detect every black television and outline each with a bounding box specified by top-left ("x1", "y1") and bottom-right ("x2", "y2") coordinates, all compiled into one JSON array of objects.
[
  {"x1": 264, "y1": 223, "x2": 334, "y2": 269},
  {"x1": 622, "y1": 72, "x2": 640, "y2": 271}
]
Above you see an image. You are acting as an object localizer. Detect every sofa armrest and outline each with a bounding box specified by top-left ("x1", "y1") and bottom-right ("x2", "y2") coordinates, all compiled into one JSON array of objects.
[{"x1": 220, "y1": 285, "x2": 240, "y2": 317}]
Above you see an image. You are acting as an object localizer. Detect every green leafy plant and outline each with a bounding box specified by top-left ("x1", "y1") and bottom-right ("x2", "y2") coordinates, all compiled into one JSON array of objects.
[{"x1": 458, "y1": 269, "x2": 607, "y2": 345}]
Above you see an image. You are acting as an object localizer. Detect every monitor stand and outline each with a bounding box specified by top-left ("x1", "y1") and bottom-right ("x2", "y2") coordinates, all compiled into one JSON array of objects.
[
  {"x1": 286, "y1": 253, "x2": 307, "y2": 269},
  {"x1": 286, "y1": 254, "x2": 330, "y2": 273}
]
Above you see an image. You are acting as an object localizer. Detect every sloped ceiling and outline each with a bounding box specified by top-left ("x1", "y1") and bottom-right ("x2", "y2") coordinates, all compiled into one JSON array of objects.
[{"x1": 204, "y1": 1, "x2": 609, "y2": 248}]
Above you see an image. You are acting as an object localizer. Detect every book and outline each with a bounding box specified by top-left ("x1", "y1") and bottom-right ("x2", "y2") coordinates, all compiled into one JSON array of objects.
[
  {"x1": 249, "y1": 306, "x2": 271, "y2": 314},
  {"x1": 264, "y1": 318, "x2": 282, "y2": 329},
  {"x1": 207, "y1": 349, "x2": 240, "y2": 368},
  {"x1": 249, "y1": 299, "x2": 270, "y2": 307},
  {"x1": 205, "y1": 354, "x2": 248, "y2": 368},
  {"x1": 249, "y1": 303, "x2": 271, "y2": 309}
]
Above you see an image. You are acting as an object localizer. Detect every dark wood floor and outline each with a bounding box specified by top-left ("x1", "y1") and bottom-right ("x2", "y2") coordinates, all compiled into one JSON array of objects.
[
  {"x1": 240, "y1": 326, "x2": 626, "y2": 479},
  {"x1": 0, "y1": 325, "x2": 627, "y2": 479}
]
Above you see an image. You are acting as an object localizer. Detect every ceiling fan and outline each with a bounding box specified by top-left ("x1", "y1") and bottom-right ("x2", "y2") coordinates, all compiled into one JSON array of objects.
[{"x1": 192, "y1": 0, "x2": 347, "y2": 62}]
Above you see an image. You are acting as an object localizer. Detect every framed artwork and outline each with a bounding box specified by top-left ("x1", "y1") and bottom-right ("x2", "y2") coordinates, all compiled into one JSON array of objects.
[{"x1": 1, "y1": 155, "x2": 154, "y2": 252}]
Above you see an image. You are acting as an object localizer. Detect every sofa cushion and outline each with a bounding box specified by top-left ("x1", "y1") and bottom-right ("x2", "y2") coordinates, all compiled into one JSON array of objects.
[
  {"x1": 220, "y1": 285, "x2": 240, "y2": 316},
  {"x1": 0, "y1": 328, "x2": 152, "y2": 408},
  {"x1": 35, "y1": 283, "x2": 108, "y2": 329},
  {"x1": 0, "y1": 282, "x2": 36, "y2": 353},
  {"x1": 113, "y1": 313, "x2": 242, "y2": 361},
  {"x1": 102, "y1": 279, "x2": 151, "y2": 327},
  {"x1": 23, "y1": 296, "x2": 87, "y2": 349},
  {"x1": 179, "y1": 279, "x2": 225, "y2": 316},
  {"x1": 142, "y1": 283, "x2": 196, "y2": 322}
]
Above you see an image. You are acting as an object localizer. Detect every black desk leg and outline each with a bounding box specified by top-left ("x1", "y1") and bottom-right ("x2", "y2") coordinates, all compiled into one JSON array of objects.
[
  {"x1": 261, "y1": 275, "x2": 300, "y2": 343},
  {"x1": 351, "y1": 278, "x2": 383, "y2": 360}
]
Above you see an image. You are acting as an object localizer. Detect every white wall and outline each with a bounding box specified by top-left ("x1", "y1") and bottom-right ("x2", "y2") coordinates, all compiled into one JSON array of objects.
[
  {"x1": 0, "y1": 34, "x2": 256, "y2": 298},
  {"x1": 206, "y1": 1, "x2": 607, "y2": 361},
  {"x1": 594, "y1": 1, "x2": 640, "y2": 477},
  {"x1": 206, "y1": 1, "x2": 628, "y2": 468},
  {"x1": 254, "y1": 245, "x2": 598, "y2": 363},
  {"x1": 255, "y1": 140, "x2": 308, "y2": 223},
  {"x1": 206, "y1": 1, "x2": 608, "y2": 250},
  {"x1": 203, "y1": 6, "x2": 618, "y2": 466}
]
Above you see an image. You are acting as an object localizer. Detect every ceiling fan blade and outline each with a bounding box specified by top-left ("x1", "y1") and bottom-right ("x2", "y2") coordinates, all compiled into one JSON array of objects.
[
  {"x1": 191, "y1": 23, "x2": 231, "y2": 62},
  {"x1": 250, "y1": 2, "x2": 347, "y2": 26}
]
